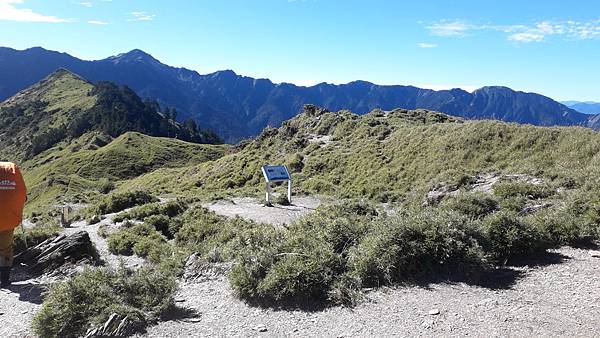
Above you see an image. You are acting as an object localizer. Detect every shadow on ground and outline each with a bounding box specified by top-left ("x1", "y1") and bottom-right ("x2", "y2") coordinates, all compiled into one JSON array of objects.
[
  {"x1": 160, "y1": 305, "x2": 202, "y2": 322},
  {"x1": 239, "y1": 249, "x2": 572, "y2": 311},
  {"x1": 5, "y1": 282, "x2": 46, "y2": 305},
  {"x1": 6, "y1": 264, "x2": 49, "y2": 305}
]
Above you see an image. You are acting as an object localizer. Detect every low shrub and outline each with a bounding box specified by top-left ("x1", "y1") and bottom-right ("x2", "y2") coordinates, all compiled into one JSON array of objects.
[
  {"x1": 493, "y1": 182, "x2": 555, "y2": 200},
  {"x1": 13, "y1": 225, "x2": 61, "y2": 254},
  {"x1": 229, "y1": 203, "x2": 485, "y2": 304},
  {"x1": 144, "y1": 215, "x2": 181, "y2": 239},
  {"x1": 113, "y1": 199, "x2": 188, "y2": 223},
  {"x1": 107, "y1": 223, "x2": 168, "y2": 262},
  {"x1": 481, "y1": 211, "x2": 550, "y2": 264},
  {"x1": 90, "y1": 191, "x2": 158, "y2": 216},
  {"x1": 346, "y1": 210, "x2": 484, "y2": 286},
  {"x1": 32, "y1": 266, "x2": 176, "y2": 338},
  {"x1": 440, "y1": 193, "x2": 499, "y2": 219}
]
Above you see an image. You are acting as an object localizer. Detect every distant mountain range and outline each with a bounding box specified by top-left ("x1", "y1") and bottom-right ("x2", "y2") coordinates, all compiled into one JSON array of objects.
[
  {"x1": 561, "y1": 101, "x2": 600, "y2": 115},
  {"x1": 0, "y1": 46, "x2": 597, "y2": 142}
]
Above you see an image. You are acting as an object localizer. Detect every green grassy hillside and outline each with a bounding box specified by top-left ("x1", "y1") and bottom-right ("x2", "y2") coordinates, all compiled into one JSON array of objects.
[
  {"x1": 124, "y1": 104, "x2": 600, "y2": 202},
  {"x1": 0, "y1": 70, "x2": 96, "y2": 161},
  {"x1": 0, "y1": 69, "x2": 220, "y2": 162},
  {"x1": 23, "y1": 131, "x2": 228, "y2": 214}
]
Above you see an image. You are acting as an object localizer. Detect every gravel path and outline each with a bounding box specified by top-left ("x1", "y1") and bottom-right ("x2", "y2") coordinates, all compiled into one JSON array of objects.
[
  {"x1": 0, "y1": 212, "x2": 143, "y2": 337},
  {"x1": 203, "y1": 197, "x2": 322, "y2": 226},
  {"x1": 142, "y1": 247, "x2": 600, "y2": 338},
  {"x1": 64, "y1": 214, "x2": 144, "y2": 268},
  {"x1": 4, "y1": 202, "x2": 600, "y2": 338}
]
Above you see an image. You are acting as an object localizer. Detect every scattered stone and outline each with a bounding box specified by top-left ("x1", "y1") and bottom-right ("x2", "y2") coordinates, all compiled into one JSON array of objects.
[
  {"x1": 428, "y1": 309, "x2": 440, "y2": 315},
  {"x1": 421, "y1": 319, "x2": 434, "y2": 328},
  {"x1": 183, "y1": 253, "x2": 232, "y2": 282},
  {"x1": 21, "y1": 310, "x2": 28, "y2": 314},
  {"x1": 184, "y1": 317, "x2": 202, "y2": 323},
  {"x1": 175, "y1": 298, "x2": 186, "y2": 303},
  {"x1": 254, "y1": 324, "x2": 268, "y2": 332},
  {"x1": 424, "y1": 185, "x2": 459, "y2": 205},
  {"x1": 89, "y1": 215, "x2": 101, "y2": 225},
  {"x1": 591, "y1": 251, "x2": 600, "y2": 258},
  {"x1": 520, "y1": 203, "x2": 553, "y2": 215},
  {"x1": 85, "y1": 313, "x2": 136, "y2": 338}
]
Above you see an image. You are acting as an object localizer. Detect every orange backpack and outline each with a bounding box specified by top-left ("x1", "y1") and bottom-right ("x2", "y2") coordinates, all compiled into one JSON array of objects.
[{"x1": 0, "y1": 162, "x2": 27, "y2": 231}]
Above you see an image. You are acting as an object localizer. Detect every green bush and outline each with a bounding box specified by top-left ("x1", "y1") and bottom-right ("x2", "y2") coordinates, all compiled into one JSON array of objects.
[
  {"x1": 440, "y1": 193, "x2": 499, "y2": 219},
  {"x1": 107, "y1": 223, "x2": 168, "y2": 262},
  {"x1": 114, "y1": 199, "x2": 188, "y2": 223},
  {"x1": 493, "y1": 182, "x2": 555, "y2": 200},
  {"x1": 145, "y1": 215, "x2": 172, "y2": 238},
  {"x1": 14, "y1": 225, "x2": 61, "y2": 254},
  {"x1": 91, "y1": 190, "x2": 158, "y2": 215},
  {"x1": 175, "y1": 205, "x2": 264, "y2": 262},
  {"x1": 482, "y1": 211, "x2": 550, "y2": 264},
  {"x1": 97, "y1": 178, "x2": 115, "y2": 194},
  {"x1": 346, "y1": 210, "x2": 484, "y2": 286},
  {"x1": 32, "y1": 266, "x2": 176, "y2": 338}
]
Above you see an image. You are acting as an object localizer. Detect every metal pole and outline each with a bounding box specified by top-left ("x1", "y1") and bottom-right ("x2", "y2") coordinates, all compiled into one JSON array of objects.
[{"x1": 265, "y1": 182, "x2": 271, "y2": 205}]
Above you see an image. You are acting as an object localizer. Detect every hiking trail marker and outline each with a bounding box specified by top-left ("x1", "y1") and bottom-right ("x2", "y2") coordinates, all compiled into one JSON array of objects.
[{"x1": 261, "y1": 165, "x2": 292, "y2": 205}]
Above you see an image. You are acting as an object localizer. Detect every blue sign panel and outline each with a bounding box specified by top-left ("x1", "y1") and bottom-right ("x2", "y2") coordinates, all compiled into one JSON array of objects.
[{"x1": 261, "y1": 165, "x2": 291, "y2": 182}]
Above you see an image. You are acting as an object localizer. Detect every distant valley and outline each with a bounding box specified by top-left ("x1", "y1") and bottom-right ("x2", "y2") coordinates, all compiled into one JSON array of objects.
[{"x1": 1, "y1": 46, "x2": 598, "y2": 142}]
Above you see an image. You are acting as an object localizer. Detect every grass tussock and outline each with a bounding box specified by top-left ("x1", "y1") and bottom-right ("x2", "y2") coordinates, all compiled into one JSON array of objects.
[
  {"x1": 13, "y1": 225, "x2": 61, "y2": 254},
  {"x1": 87, "y1": 190, "x2": 159, "y2": 217},
  {"x1": 32, "y1": 265, "x2": 176, "y2": 338},
  {"x1": 227, "y1": 193, "x2": 599, "y2": 305}
]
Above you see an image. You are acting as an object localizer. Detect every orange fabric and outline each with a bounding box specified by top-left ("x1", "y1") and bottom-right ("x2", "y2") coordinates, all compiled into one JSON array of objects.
[{"x1": 0, "y1": 162, "x2": 27, "y2": 231}]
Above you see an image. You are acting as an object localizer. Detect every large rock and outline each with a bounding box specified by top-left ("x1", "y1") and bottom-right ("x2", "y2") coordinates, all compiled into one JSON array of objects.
[{"x1": 14, "y1": 231, "x2": 101, "y2": 275}]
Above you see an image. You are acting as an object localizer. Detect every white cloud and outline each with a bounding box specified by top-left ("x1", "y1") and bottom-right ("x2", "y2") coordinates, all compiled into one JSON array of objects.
[
  {"x1": 508, "y1": 32, "x2": 545, "y2": 42},
  {"x1": 0, "y1": 0, "x2": 70, "y2": 23},
  {"x1": 77, "y1": 2, "x2": 92, "y2": 8},
  {"x1": 427, "y1": 21, "x2": 473, "y2": 37},
  {"x1": 427, "y1": 19, "x2": 600, "y2": 43},
  {"x1": 129, "y1": 11, "x2": 156, "y2": 21},
  {"x1": 418, "y1": 42, "x2": 437, "y2": 48},
  {"x1": 88, "y1": 20, "x2": 108, "y2": 25}
]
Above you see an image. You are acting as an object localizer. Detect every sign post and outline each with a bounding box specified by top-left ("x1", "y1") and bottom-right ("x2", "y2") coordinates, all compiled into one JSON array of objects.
[{"x1": 261, "y1": 165, "x2": 292, "y2": 205}]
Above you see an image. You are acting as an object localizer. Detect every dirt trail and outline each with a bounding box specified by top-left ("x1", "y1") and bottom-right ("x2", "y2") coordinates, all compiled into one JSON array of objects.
[
  {"x1": 0, "y1": 212, "x2": 142, "y2": 337},
  {"x1": 203, "y1": 197, "x2": 322, "y2": 226},
  {"x1": 142, "y1": 246, "x2": 600, "y2": 338},
  {"x1": 4, "y1": 201, "x2": 600, "y2": 338}
]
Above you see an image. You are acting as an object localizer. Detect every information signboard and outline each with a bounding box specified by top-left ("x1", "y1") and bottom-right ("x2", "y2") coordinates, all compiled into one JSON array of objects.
[
  {"x1": 261, "y1": 165, "x2": 292, "y2": 205},
  {"x1": 261, "y1": 165, "x2": 291, "y2": 182}
]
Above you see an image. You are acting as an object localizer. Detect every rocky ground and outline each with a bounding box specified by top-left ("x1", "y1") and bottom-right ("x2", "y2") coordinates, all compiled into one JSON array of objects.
[
  {"x1": 203, "y1": 196, "x2": 323, "y2": 226},
  {"x1": 0, "y1": 212, "x2": 142, "y2": 338},
  {"x1": 2, "y1": 200, "x2": 600, "y2": 338},
  {"x1": 140, "y1": 246, "x2": 600, "y2": 338}
]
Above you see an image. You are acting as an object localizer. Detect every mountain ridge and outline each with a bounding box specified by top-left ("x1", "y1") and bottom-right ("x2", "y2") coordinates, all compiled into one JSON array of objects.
[
  {"x1": 0, "y1": 68, "x2": 220, "y2": 161},
  {"x1": 0, "y1": 46, "x2": 595, "y2": 142},
  {"x1": 562, "y1": 101, "x2": 600, "y2": 115}
]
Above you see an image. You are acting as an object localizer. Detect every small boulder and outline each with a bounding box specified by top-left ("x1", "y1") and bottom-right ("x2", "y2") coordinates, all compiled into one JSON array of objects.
[
  {"x1": 14, "y1": 231, "x2": 101, "y2": 276},
  {"x1": 428, "y1": 308, "x2": 440, "y2": 315}
]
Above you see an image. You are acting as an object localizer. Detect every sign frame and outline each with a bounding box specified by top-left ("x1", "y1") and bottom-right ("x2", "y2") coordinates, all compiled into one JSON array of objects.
[{"x1": 261, "y1": 165, "x2": 292, "y2": 205}]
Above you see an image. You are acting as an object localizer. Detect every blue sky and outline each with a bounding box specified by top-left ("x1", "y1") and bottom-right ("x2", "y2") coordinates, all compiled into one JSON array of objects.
[{"x1": 0, "y1": 0, "x2": 599, "y2": 101}]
